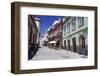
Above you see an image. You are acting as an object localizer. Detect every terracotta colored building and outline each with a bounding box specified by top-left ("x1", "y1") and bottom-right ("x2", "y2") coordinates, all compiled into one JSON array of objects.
[{"x1": 48, "y1": 19, "x2": 63, "y2": 48}]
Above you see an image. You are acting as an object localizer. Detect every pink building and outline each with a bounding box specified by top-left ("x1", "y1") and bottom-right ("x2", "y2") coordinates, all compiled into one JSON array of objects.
[{"x1": 48, "y1": 19, "x2": 63, "y2": 48}]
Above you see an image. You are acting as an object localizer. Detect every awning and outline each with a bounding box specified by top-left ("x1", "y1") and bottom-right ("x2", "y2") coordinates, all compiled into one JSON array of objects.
[
  {"x1": 48, "y1": 41, "x2": 56, "y2": 43},
  {"x1": 56, "y1": 38, "x2": 60, "y2": 41}
]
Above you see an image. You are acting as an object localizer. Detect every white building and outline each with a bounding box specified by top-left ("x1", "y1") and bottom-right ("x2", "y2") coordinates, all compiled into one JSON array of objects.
[
  {"x1": 43, "y1": 31, "x2": 49, "y2": 46},
  {"x1": 62, "y1": 17, "x2": 88, "y2": 55},
  {"x1": 40, "y1": 38, "x2": 45, "y2": 46},
  {"x1": 35, "y1": 17, "x2": 40, "y2": 44}
]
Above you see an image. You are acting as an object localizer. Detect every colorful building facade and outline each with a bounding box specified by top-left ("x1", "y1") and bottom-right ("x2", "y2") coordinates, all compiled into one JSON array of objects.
[{"x1": 47, "y1": 19, "x2": 63, "y2": 48}]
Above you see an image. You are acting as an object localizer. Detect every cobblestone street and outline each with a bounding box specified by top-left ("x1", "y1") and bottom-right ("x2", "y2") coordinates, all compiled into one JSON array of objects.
[{"x1": 32, "y1": 46, "x2": 87, "y2": 60}]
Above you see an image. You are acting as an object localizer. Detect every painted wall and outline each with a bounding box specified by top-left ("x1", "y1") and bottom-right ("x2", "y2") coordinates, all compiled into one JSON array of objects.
[
  {"x1": 62, "y1": 17, "x2": 88, "y2": 55},
  {"x1": 63, "y1": 17, "x2": 88, "y2": 45}
]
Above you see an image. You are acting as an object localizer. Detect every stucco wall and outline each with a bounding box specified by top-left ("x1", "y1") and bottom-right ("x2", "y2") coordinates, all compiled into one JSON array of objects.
[{"x1": 62, "y1": 17, "x2": 88, "y2": 55}]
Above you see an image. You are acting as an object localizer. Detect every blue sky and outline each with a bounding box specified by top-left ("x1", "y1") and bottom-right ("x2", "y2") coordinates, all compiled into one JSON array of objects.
[{"x1": 35, "y1": 15, "x2": 63, "y2": 38}]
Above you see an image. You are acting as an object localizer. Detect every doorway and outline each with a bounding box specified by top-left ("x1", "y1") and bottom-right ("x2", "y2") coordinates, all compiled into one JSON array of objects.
[
  {"x1": 72, "y1": 37, "x2": 76, "y2": 52},
  {"x1": 67, "y1": 40, "x2": 70, "y2": 50},
  {"x1": 79, "y1": 35, "x2": 85, "y2": 48},
  {"x1": 64, "y1": 40, "x2": 66, "y2": 49},
  {"x1": 56, "y1": 40, "x2": 60, "y2": 48}
]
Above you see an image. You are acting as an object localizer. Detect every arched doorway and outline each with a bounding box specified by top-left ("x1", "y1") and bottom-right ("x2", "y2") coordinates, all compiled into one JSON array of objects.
[{"x1": 79, "y1": 35, "x2": 85, "y2": 48}]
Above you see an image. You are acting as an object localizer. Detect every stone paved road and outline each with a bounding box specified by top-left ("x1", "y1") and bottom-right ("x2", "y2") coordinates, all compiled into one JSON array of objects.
[{"x1": 32, "y1": 46, "x2": 87, "y2": 60}]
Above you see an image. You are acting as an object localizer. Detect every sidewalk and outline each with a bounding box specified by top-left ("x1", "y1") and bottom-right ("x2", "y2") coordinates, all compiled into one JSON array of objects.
[{"x1": 32, "y1": 46, "x2": 87, "y2": 60}]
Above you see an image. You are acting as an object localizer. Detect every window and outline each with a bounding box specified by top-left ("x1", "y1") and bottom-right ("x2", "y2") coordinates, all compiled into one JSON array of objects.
[
  {"x1": 78, "y1": 17, "x2": 84, "y2": 27},
  {"x1": 63, "y1": 24, "x2": 66, "y2": 35},
  {"x1": 67, "y1": 22, "x2": 70, "y2": 33},
  {"x1": 72, "y1": 17, "x2": 76, "y2": 31},
  {"x1": 72, "y1": 18, "x2": 76, "y2": 25}
]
